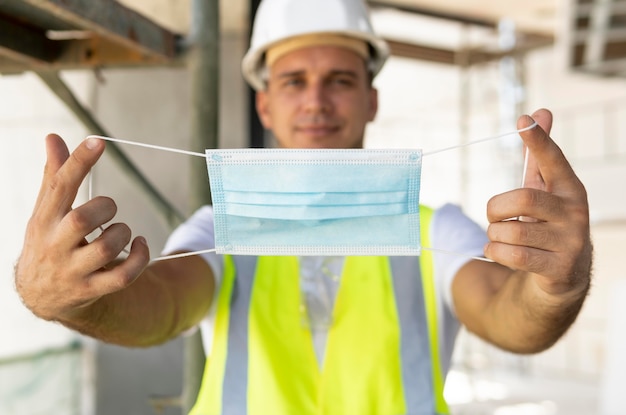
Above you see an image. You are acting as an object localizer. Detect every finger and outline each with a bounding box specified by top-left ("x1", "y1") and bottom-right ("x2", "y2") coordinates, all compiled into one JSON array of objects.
[
  {"x1": 44, "y1": 137, "x2": 106, "y2": 219},
  {"x1": 516, "y1": 109, "x2": 582, "y2": 193},
  {"x1": 75, "y1": 222, "x2": 133, "y2": 273},
  {"x1": 44, "y1": 134, "x2": 71, "y2": 176},
  {"x1": 528, "y1": 108, "x2": 553, "y2": 136},
  {"x1": 484, "y1": 241, "x2": 555, "y2": 276},
  {"x1": 487, "y1": 188, "x2": 563, "y2": 224},
  {"x1": 56, "y1": 196, "x2": 119, "y2": 250},
  {"x1": 34, "y1": 134, "x2": 71, "y2": 210},
  {"x1": 87, "y1": 236, "x2": 150, "y2": 296},
  {"x1": 487, "y1": 220, "x2": 562, "y2": 253}
]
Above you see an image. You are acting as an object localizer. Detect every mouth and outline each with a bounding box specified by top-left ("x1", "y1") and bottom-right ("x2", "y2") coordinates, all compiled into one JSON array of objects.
[{"x1": 295, "y1": 125, "x2": 341, "y2": 138}]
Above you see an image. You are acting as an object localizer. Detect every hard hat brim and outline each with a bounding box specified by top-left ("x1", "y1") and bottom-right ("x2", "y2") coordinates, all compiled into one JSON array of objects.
[{"x1": 242, "y1": 31, "x2": 389, "y2": 91}]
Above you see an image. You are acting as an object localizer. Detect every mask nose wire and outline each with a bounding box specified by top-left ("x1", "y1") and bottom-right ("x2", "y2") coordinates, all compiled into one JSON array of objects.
[{"x1": 86, "y1": 122, "x2": 538, "y2": 263}]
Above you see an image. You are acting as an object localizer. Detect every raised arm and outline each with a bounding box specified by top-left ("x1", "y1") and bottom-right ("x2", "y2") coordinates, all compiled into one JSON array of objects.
[
  {"x1": 14, "y1": 134, "x2": 214, "y2": 347},
  {"x1": 452, "y1": 109, "x2": 592, "y2": 354}
]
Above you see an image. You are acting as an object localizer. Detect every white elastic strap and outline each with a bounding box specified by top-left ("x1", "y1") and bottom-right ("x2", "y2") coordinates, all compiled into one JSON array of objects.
[
  {"x1": 150, "y1": 246, "x2": 492, "y2": 263},
  {"x1": 421, "y1": 247, "x2": 494, "y2": 263},
  {"x1": 88, "y1": 168, "x2": 94, "y2": 200},
  {"x1": 521, "y1": 148, "x2": 530, "y2": 187},
  {"x1": 87, "y1": 135, "x2": 207, "y2": 158},
  {"x1": 422, "y1": 121, "x2": 538, "y2": 157},
  {"x1": 150, "y1": 249, "x2": 218, "y2": 263},
  {"x1": 87, "y1": 135, "x2": 206, "y2": 261},
  {"x1": 89, "y1": 122, "x2": 539, "y2": 161},
  {"x1": 87, "y1": 166, "x2": 131, "y2": 255}
]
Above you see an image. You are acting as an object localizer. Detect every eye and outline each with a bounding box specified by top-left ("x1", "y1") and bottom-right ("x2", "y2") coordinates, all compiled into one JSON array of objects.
[
  {"x1": 329, "y1": 76, "x2": 355, "y2": 88},
  {"x1": 282, "y1": 77, "x2": 305, "y2": 88}
]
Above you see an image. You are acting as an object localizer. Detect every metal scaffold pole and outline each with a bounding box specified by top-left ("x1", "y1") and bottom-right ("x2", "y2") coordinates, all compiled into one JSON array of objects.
[{"x1": 184, "y1": 0, "x2": 220, "y2": 412}]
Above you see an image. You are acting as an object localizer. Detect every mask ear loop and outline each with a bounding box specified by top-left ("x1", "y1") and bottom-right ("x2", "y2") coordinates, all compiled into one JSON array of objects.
[
  {"x1": 87, "y1": 135, "x2": 208, "y2": 158},
  {"x1": 87, "y1": 166, "x2": 131, "y2": 256},
  {"x1": 520, "y1": 147, "x2": 530, "y2": 188},
  {"x1": 421, "y1": 247, "x2": 494, "y2": 263},
  {"x1": 151, "y1": 249, "x2": 217, "y2": 262},
  {"x1": 422, "y1": 121, "x2": 538, "y2": 157},
  {"x1": 87, "y1": 122, "x2": 538, "y2": 264},
  {"x1": 420, "y1": 121, "x2": 538, "y2": 263},
  {"x1": 86, "y1": 135, "x2": 208, "y2": 262},
  {"x1": 517, "y1": 148, "x2": 531, "y2": 223}
]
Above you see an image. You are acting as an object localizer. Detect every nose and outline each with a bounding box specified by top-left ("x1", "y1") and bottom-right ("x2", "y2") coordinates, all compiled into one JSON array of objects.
[{"x1": 302, "y1": 81, "x2": 332, "y2": 114}]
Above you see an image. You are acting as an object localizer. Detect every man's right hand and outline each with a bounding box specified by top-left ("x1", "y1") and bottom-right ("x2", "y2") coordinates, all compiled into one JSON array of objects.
[{"x1": 15, "y1": 134, "x2": 150, "y2": 323}]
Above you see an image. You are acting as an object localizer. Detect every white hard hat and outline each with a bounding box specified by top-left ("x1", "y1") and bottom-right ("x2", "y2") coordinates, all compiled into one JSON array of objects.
[{"x1": 242, "y1": 0, "x2": 390, "y2": 91}]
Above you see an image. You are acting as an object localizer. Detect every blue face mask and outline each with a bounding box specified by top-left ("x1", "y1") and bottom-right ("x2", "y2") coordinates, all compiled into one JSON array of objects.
[{"x1": 205, "y1": 149, "x2": 423, "y2": 256}]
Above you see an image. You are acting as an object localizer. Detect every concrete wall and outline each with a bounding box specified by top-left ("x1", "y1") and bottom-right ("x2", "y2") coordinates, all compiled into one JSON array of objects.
[
  {"x1": 0, "y1": 71, "x2": 92, "y2": 414},
  {"x1": 0, "y1": 2, "x2": 250, "y2": 412}
]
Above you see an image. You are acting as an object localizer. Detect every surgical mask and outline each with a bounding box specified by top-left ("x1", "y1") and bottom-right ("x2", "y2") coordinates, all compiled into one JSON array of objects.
[
  {"x1": 206, "y1": 148, "x2": 422, "y2": 256},
  {"x1": 88, "y1": 121, "x2": 537, "y2": 261}
]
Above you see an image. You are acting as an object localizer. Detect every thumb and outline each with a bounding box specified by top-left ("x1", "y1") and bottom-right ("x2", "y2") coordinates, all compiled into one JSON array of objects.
[
  {"x1": 34, "y1": 134, "x2": 71, "y2": 209},
  {"x1": 518, "y1": 109, "x2": 553, "y2": 190},
  {"x1": 44, "y1": 134, "x2": 71, "y2": 175}
]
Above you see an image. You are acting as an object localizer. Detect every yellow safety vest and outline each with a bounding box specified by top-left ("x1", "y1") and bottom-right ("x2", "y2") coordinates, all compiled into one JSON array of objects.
[{"x1": 190, "y1": 206, "x2": 449, "y2": 415}]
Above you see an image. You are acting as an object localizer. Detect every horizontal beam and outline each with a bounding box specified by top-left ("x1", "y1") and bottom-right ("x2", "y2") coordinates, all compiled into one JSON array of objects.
[
  {"x1": 368, "y1": 0, "x2": 496, "y2": 28},
  {"x1": 0, "y1": 14, "x2": 61, "y2": 65},
  {"x1": 573, "y1": 0, "x2": 626, "y2": 17},
  {"x1": 386, "y1": 32, "x2": 553, "y2": 66},
  {"x1": 17, "y1": 0, "x2": 179, "y2": 59},
  {"x1": 0, "y1": 0, "x2": 182, "y2": 73},
  {"x1": 0, "y1": 36, "x2": 184, "y2": 73},
  {"x1": 571, "y1": 55, "x2": 626, "y2": 77}
]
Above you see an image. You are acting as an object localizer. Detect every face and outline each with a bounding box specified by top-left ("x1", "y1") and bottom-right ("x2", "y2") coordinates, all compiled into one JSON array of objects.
[{"x1": 256, "y1": 45, "x2": 379, "y2": 149}]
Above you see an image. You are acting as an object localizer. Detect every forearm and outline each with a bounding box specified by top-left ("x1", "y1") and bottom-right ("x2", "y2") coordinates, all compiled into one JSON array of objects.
[
  {"x1": 481, "y1": 269, "x2": 590, "y2": 353},
  {"x1": 56, "y1": 256, "x2": 214, "y2": 348}
]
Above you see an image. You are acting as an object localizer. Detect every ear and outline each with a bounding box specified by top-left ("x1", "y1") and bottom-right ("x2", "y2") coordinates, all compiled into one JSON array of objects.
[
  {"x1": 256, "y1": 91, "x2": 273, "y2": 130},
  {"x1": 367, "y1": 87, "x2": 379, "y2": 122}
]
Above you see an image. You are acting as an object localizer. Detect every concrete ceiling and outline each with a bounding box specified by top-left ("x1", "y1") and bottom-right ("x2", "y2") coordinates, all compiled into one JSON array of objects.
[
  {"x1": 117, "y1": 0, "x2": 559, "y2": 36},
  {"x1": 378, "y1": 0, "x2": 558, "y2": 35},
  {"x1": 0, "y1": 0, "x2": 561, "y2": 73}
]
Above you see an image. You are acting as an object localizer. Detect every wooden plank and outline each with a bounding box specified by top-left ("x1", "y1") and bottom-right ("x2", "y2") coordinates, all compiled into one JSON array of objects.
[
  {"x1": 2, "y1": 0, "x2": 179, "y2": 60},
  {"x1": 27, "y1": 0, "x2": 178, "y2": 58}
]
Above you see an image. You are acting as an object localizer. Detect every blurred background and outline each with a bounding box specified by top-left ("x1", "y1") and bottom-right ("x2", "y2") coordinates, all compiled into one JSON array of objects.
[{"x1": 1, "y1": 0, "x2": 625, "y2": 413}]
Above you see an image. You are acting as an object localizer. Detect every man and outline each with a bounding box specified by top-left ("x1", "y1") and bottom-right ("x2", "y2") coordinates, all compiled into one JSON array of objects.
[{"x1": 15, "y1": 0, "x2": 592, "y2": 413}]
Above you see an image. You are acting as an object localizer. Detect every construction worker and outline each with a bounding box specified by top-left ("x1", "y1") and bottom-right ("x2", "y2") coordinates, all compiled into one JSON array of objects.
[{"x1": 15, "y1": 0, "x2": 592, "y2": 414}]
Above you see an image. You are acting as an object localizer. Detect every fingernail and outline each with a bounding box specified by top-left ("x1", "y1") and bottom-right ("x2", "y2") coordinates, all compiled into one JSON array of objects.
[
  {"x1": 520, "y1": 116, "x2": 538, "y2": 131},
  {"x1": 85, "y1": 137, "x2": 101, "y2": 150}
]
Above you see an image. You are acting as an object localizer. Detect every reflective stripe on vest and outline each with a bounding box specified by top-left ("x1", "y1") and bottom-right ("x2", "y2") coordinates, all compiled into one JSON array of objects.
[{"x1": 189, "y1": 206, "x2": 450, "y2": 415}]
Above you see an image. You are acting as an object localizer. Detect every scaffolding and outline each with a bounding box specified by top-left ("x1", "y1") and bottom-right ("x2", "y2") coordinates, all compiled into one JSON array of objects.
[{"x1": 0, "y1": 1, "x2": 557, "y2": 413}]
